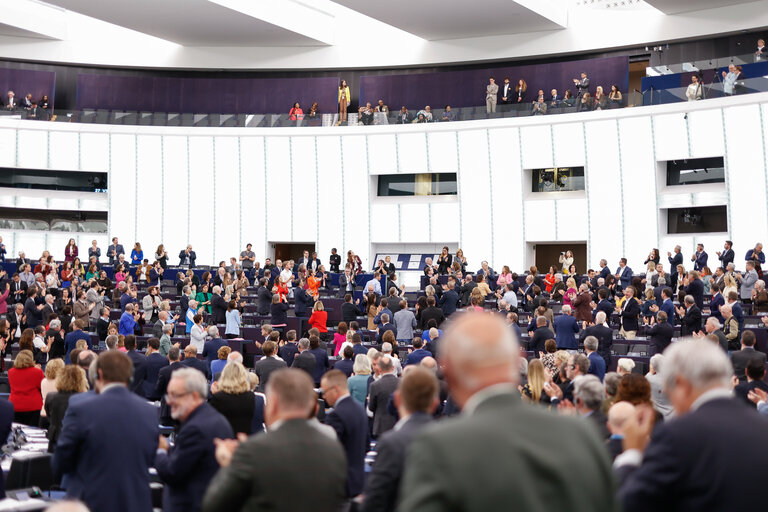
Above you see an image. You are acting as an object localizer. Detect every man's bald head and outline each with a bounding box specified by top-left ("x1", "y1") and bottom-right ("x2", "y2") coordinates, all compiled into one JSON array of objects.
[
  {"x1": 607, "y1": 401, "x2": 636, "y2": 435},
  {"x1": 420, "y1": 356, "x2": 438, "y2": 372},
  {"x1": 441, "y1": 313, "x2": 519, "y2": 409}
]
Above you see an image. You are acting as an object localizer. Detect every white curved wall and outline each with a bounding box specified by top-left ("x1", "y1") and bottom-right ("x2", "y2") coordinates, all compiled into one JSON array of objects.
[{"x1": 0, "y1": 92, "x2": 765, "y2": 276}]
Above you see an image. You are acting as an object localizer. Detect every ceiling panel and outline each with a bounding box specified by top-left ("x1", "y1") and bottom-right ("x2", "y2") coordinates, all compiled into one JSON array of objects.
[
  {"x1": 44, "y1": 0, "x2": 328, "y2": 46},
  {"x1": 644, "y1": 0, "x2": 749, "y2": 14}
]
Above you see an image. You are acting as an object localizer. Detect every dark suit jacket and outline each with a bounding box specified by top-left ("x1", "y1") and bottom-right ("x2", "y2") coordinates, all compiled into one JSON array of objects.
[
  {"x1": 294, "y1": 287, "x2": 315, "y2": 317},
  {"x1": 203, "y1": 338, "x2": 228, "y2": 368},
  {"x1": 399, "y1": 391, "x2": 615, "y2": 512},
  {"x1": 136, "y1": 352, "x2": 169, "y2": 400},
  {"x1": 156, "y1": 361, "x2": 183, "y2": 420},
  {"x1": 376, "y1": 322, "x2": 397, "y2": 343},
  {"x1": 96, "y1": 317, "x2": 110, "y2": 341},
  {"x1": 9, "y1": 281, "x2": 27, "y2": 304},
  {"x1": 718, "y1": 249, "x2": 735, "y2": 268},
  {"x1": 308, "y1": 347, "x2": 329, "y2": 385},
  {"x1": 619, "y1": 298, "x2": 640, "y2": 332},
  {"x1": 685, "y1": 279, "x2": 705, "y2": 309},
  {"x1": 52, "y1": 386, "x2": 159, "y2": 512},
  {"x1": 419, "y1": 306, "x2": 445, "y2": 330},
  {"x1": 278, "y1": 342, "x2": 299, "y2": 367},
  {"x1": 0, "y1": 400, "x2": 13, "y2": 497},
  {"x1": 202, "y1": 419, "x2": 346, "y2": 512},
  {"x1": 368, "y1": 374, "x2": 399, "y2": 437},
  {"x1": 8, "y1": 312, "x2": 26, "y2": 339},
  {"x1": 178, "y1": 250, "x2": 196, "y2": 267},
  {"x1": 362, "y1": 412, "x2": 433, "y2": 512},
  {"x1": 731, "y1": 348, "x2": 767, "y2": 382},
  {"x1": 176, "y1": 354, "x2": 204, "y2": 374},
  {"x1": 342, "y1": 302, "x2": 363, "y2": 324},
  {"x1": 256, "y1": 287, "x2": 272, "y2": 315},
  {"x1": 580, "y1": 325, "x2": 613, "y2": 368},
  {"x1": 530, "y1": 327, "x2": 555, "y2": 354},
  {"x1": 709, "y1": 293, "x2": 725, "y2": 323},
  {"x1": 439, "y1": 290, "x2": 460, "y2": 316},
  {"x1": 325, "y1": 395, "x2": 369, "y2": 497},
  {"x1": 291, "y1": 351, "x2": 316, "y2": 378},
  {"x1": 156, "y1": 403, "x2": 233, "y2": 512},
  {"x1": 648, "y1": 321, "x2": 674, "y2": 355},
  {"x1": 617, "y1": 397, "x2": 768, "y2": 512},
  {"x1": 335, "y1": 358, "x2": 354, "y2": 377},
  {"x1": 211, "y1": 294, "x2": 228, "y2": 324},
  {"x1": 668, "y1": 252, "x2": 683, "y2": 275},
  {"x1": 680, "y1": 305, "x2": 702, "y2": 336},
  {"x1": 254, "y1": 356, "x2": 287, "y2": 392},
  {"x1": 126, "y1": 349, "x2": 146, "y2": 394}
]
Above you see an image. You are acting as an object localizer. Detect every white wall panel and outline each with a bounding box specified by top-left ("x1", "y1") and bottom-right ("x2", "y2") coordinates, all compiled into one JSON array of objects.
[
  {"x1": 314, "y1": 136, "x2": 343, "y2": 261},
  {"x1": 0, "y1": 128, "x2": 16, "y2": 167},
  {"x1": 399, "y1": 203, "x2": 430, "y2": 244},
  {"x1": 289, "y1": 136, "x2": 319, "y2": 245},
  {"x1": 80, "y1": 133, "x2": 110, "y2": 172},
  {"x1": 48, "y1": 131, "x2": 79, "y2": 170},
  {"x1": 135, "y1": 135, "x2": 163, "y2": 256},
  {"x1": 366, "y1": 134, "x2": 397, "y2": 174},
  {"x1": 687, "y1": 109, "x2": 725, "y2": 158},
  {"x1": 426, "y1": 131, "x2": 459, "y2": 173},
  {"x1": 520, "y1": 124, "x2": 553, "y2": 170},
  {"x1": 653, "y1": 112, "x2": 689, "y2": 161},
  {"x1": 396, "y1": 132, "x2": 427, "y2": 173},
  {"x1": 161, "y1": 136, "x2": 189, "y2": 262},
  {"x1": 551, "y1": 122, "x2": 585, "y2": 168},
  {"x1": 108, "y1": 134, "x2": 137, "y2": 244},
  {"x1": 554, "y1": 198, "x2": 588, "y2": 242},
  {"x1": 430, "y1": 202, "x2": 459, "y2": 247},
  {"x1": 525, "y1": 198, "x2": 557, "y2": 242},
  {"x1": 340, "y1": 135, "x2": 371, "y2": 266},
  {"x1": 187, "y1": 136, "x2": 215, "y2": 263},
  {"x1": 238, "y1": 136, "x2": 267, "y2": 258},
  {"x1": 212, "y1": 136, "x2": 241, "y2": 263},
  {"x1": 457, "y1": 130, "x2": 492, "y2": 268},
  {"x1": 488, "y1": 127, "x2": 523, "y2": 270},
  {"x1": 264, "y1": 137, "x2": 291, "y2": 246},
  {"x1": 16, "y1": 130, "x2": 47, "y2": 169}
]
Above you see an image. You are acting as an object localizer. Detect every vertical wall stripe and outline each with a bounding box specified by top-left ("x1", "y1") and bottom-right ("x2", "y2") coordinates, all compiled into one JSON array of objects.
[
  {"x1": 77, "y1": 132, "x2": 82, "y2": 170},
  {"x1": 313, "y1": 137, "x2": 320, "y2": 249},
  {"x1": 485, "y1": 129, "x2": 496, "y2": 267},
  {"x1": 46, "y1": 131, "x2": 50, "y2": 169},
  {"x1": 684, "y1": 113, "x2": 692, "y2": 158},
  {"x1": 516, "y1": 128, "x2": 527, "y2": 256},
  {"x1": 338, "y1": 136, "x2": 346, "y2": 252},
  {"x1": 107, "y1": 133, "x2": 112, "y2": 238},
  {"x1": 185, "y1": 136, "x2": 191, "y2": 243},
  {"x1": 720, "y1": 108, "x2": 734, "y2": 236},
  {"x1": 581, "y1": 122, "x2": 593, "y2": 268},
  {"x1": 649, "y1": 116, "x2": 660, "y2": 249},
  {"x1": 454, "y1": 131, "x2": 464, "y2": 249},
  {"x1": 159, "y1": 136, "x2": 165, "y2": 243},
  {"x1": 760, "y1": 105, "x2": 768, "y2": 225},
  {"x1": 395, "y1": 133, "x2": 401, "y2": 173},
  {"x1": 263, "y1": 138, "x2": 269, "y2": 246},
  {"x1": 237, "y1": 136, "x2": 243, "y2": 251},
  {"x1": 134, "y1": 135, "x2": 139, "y2": 243},
  {"x1": 364, "y1": 135, "x2": 372, "y2": 257},
  {"x1": 14, "y1": 129, "x2": 18, "y2": 167},
  {"x1": 211, "y1": 137, "x2": 217, "y2": 263},
  {"x1": 615, "y1": 119, "x2": 627, "y2": 257},
  {"x1": 425, "y1": 132, "x2": 433, "y2": 243},
  {"x1": 288, "y1": 137, "x2": 295, "y2": 240},
  {"x1": 395, "y1": 133, "x2": 402, "y2": 242},
  {"x1": 549, "y1": 124, "x2": 559, "y2": 240}
]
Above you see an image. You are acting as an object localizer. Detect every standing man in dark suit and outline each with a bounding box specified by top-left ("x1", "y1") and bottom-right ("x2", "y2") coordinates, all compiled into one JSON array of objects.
[
  {"x1": 617, "y1": 287, "x2": 640, "y2": 339},
  {"x1": 256, "y1": 278, "x2": 273, "y2": 315},
  {"x1": 23, "y1": 285, "x2": 44, "y2": 329},
  {"x1": 341, "y1": 293, "x2": 363, "y2": 324},
  {"x1": 156, "y1": 367, "x2": 233, "y2": 512},
  {"x1": 676, "y1": 295, "x2": 702, "y2": 336},
  {"x1": 398, "y1": 314, "x2": 616, "y2": 512},
  {"x1": 293, "y1": 285, "x2": 314, "y2": 318},
  {"x1": 181, "y1": 345, "x2": 208, "y2": 377},
  {"x1": 124, "y1": 335, "x2": 146, "y2": 394},
  {"x1": 709, "y1": 283, "x2": 725, "y2": 323},
  {"x1": 615, "y1": 340, "x2": 768, "y2": 512},
  {"x1": 107, "y1": 237, "x2": 125, "y2": 265},
  {"x1": 322, "y1": 369, "x2": 369, "y2": 499},
  {"x1": 690, "y1": 244, "x2": 708, "y2": 272},
  {"x1": 203, "y1": 369, "x2": 347, "y2": 512},
  {"x1": 291, "y1": 337, "x2": 316, "y2": 378},
  {"x1": 404, "y1": 337, "x2": 432, "y2": 367},
  {"x1": 667, "y1": 245, "x2": 683, "y2": 284},
  {"x1": 254, "y1": 341, "x2": 287, "y2": 392},
  {"x1": 362, "y1": 368, "x2": 438, "y2": 512},
  {"x1": 615, "y1": 258, "x2": 633, "y2": 291},
  {"x1": 572, "y1": 375, "x2": 610, "y2": 439},
  {"x1": 202, "y1": 328, "x2": 228, "y2": 369},
  {"x1": 580, "y1": 311, "x2": 613, "y2": 369},
  {"x1": 439, "y1": 281, "x2": 460, "y2": 317},
  {"x1": 573, "y1": 72, "x2": 590, "y2": 99},
  {"x1": 683, "y1": 271, "x2": 704, "y2": 309},
  {"x1": 376, "y1": 314, "x2": 397, "y2": 343},
  {"x1": 730, "y1": 330, "x2": 767, "y2": 382},
  {"x1": 178, "y1": 245, "x2": 196, "y2": 268},
  {"x1": 136, "y1": 338, "x2": 170, "y2": 400},
  {"x1": 210, "y1": 286, "x2": 228, "y2": 324},
  {"x1": 9, "y1": 273, "x2": 27, "y2": 305},
  {"x1": 367, "y1": 355, "x2": 399, "y2": 438},
  {"x1": 419, "y1": 297, "x2": 445, "y2": 329},
  {"x1": 648, "y1": 311, "x2": 674, "y2": 355},
  {"x1": 52, "y1": 351, "x2": 159, "y2": 512},
  {"x1": 716, "y1": 240, "x2": 735, "y2": 269},
  {"x1": 156, "y1": 347, "x2": 183, "y2": 424}
]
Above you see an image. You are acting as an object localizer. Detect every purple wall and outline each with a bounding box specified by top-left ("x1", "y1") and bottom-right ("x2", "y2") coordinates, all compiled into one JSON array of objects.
[
  {"x1": 0, "y1": 68, "x2": 56, "y2": 109},
  {"x1": 75, "y1": 74, "x2": 340, "y2": 114},
  {"x1": 359, "y1": 56, "x2": 629, "y2": 110}
]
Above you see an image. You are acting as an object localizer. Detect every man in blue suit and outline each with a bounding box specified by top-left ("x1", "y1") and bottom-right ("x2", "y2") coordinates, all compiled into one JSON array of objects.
[
  {"x1": 583, "y1": 336, "x2": 606, "y2": 381},
  {"x1": 202, "y1": 327, "x2": 227, "y2": 369},
  {"x1": 322, "y1": 369, "x2": 369, "y2": 498},
  {"x1": 651, "y1": 287, "x2": 675, "y2": 326},
  {"x1": 181, "y1": 345, "x2": 209, "y2": 377},
  {"x1": 709, "y1": 283, "x2": 725, "y2": 323},
  {"x1": 615, "y1": 258, "x2": 632, "y2": 291},
  {"x1": 107, "y1": 237, "x2": 125, "y2": 265},
  {"x1": 616, "y1": 340, "x2": 768, "y2": 512},
  {"x1": 404, "y1": 337, "x2": 431, "y2": 366},
  {"x1": 439, "y1": 281, "x2": 460, "y2": 317},
  {"x1": 124, "y1": 334, "x2": 146, "y2": 394},
  {"x1": 64, "y1": 319, "x2": 92, "y2": 363},
  {"x1": 667, "y1": 245, "x2": 683, "y2": 275},
  {"x1": 52, "y1": 351, "x2": 159, "y2": 512},
  {"x1": 135, "y1": 337, "x2": 169, "y2": 400},
  {"x1": 598, "y1": 259, "x2": 611, "y2": 280},
  {"x1": 691, "y1": 243, "x2": 708, "y2": 271},
  {"x1": 156, "y1": 367, "x2": 234, "y2": 512},
  {"x1": 554, "y1": 305, "x2": 579, "y2": 351},
  {"x1": 293, "y1": 284, "x2": 315, "y2": 318}
]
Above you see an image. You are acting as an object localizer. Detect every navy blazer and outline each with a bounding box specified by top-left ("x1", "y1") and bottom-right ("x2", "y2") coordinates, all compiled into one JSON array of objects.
[
  {"x1": 335, "y1": 358, "x2": 354, "y2": 377},
  {"x1": 308, "y1": 347, "x2": 329, "y2": 385},
  {"x1": 439, "y1": 290, "x2": 460, "y2": 316},
  {"x1": 126, "y1": 349, "x2": 146, "y2": 394},
  {"x1": 616, "y1": 266, "x2": 633, "y2": 289},
  {"x1": 278, "y1": 342, "x2": 299, "y2": 367},
  {"x1": 668, "y1": 252, "x2": 683, "y2": 274},
  {"x1": 659, "y1": 298, "x2": 676, "y2": 326},
  {"x1": 325, "y1": 395, "x2": 369, "y2": 497},
  {"x1": 178, "y1": 250, "x2": 196, "y2": 268},
  {"x1": 709, "y1": 293, "x2": 725, "y2": 323},
  {"x1": 718, "y1": 248, "x2": 735, "y2": 269},
  {"x1": 598, "y1": 266, "x2": 611, "y2": 280},
  {"x1": 202, "y1": 338, "x2": 228, "y2": 367},
  {"x1": 404, "y1": 348, "x2": 431, "y2": 367},
  {"x1": 554, "y1": 314, "x2": 579, "y2": 349},
  {"x1": 376, "y1": 322, "x2": 397, "y2": 343},
  {"x1": 294, "y1": 287, "x2": 315, "y2": 317},
  {"x1": 581, "y1": 324, "x2": 613, "y2": 369},
  {"x1": 684, "y1": 278, "x2": 705, "y2": 309},
  {"x1": 0, "y1": 400, "x2": 13, "y2": 498},
  {"x1": 587, "y1": 352, "x2": 606, "y2": 381},
  {"x1": 617, "y1": 397, "x2": 768, "y2": 512},
  {"x1": 181, "y1": 356, "x2": 209, "y2": 378},
  {"x1": 155, "y1": 403, "x2": 234, "y2": 512},
  {"x1": 136, "y1": 352, "x2": 170, "y2": 400},
  {"x1": 52, "y1": 386, "x2": 158, "y2": 512}
]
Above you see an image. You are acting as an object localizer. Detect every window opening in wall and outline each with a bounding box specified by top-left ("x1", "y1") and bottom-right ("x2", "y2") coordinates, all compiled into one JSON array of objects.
[{"x1": 531, "y1": 167, "x2": 585, "y2": 192}]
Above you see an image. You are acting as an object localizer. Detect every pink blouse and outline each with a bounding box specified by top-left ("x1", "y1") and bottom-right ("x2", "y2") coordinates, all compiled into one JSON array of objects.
[{"x1": 497, "y1": 273, "x2": 513, "y2": 287}]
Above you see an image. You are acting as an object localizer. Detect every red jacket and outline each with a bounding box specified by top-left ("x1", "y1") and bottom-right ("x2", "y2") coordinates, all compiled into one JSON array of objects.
[
  {"x1": 308, "y1": 311, "x2": 328, "y2": 332},
  {"x1": 9, "y1": 366, "x2": 44, "y2": 412}
]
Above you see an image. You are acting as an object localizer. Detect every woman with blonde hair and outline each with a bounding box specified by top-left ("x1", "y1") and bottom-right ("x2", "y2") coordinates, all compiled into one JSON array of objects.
[
  {"x1": 520, "y1": 359, "x2": 550, "y2": 404},
  {"x1": 563, "y1": 277, "x2": 578, "y2": 307},
  {"x1": 209, "y1": 361, "x2": 255, "y2": 435},
  {"x1": 9, "y1": 350, "x2": 44, "y2": 426},
  {"x1": 40, "y1": 358, "x2": 65, "y2": 426},
  {"x1": 348, "y1": 354, "x2": 372, "y2": 405},
  {"x1": 559, "y1": 250, "x2": 574, "y2": 274},
  {"x1": 496, "y1": 266, "x2": 513, "y2": 287},
  {"x1": 309, "y1": 301, "x2": 328, "y2": 333},
  {"x1": 722, "y1": 273, "x2": 738, "y2": 299},
  {"x1": 454, "y1": 248, "x2": 467, "y2": 274},
  {"x1": 45, "y1": 365, "x2": 88, "y2": 452}
]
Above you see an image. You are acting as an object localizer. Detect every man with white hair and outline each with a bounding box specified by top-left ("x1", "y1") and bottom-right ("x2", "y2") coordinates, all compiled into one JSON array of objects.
[
  {"x1": 380, "y1": 342, "x2": 402, "y2": 376},
  {"x1": 606, "y1": 402, "x2": 636, "y2": 461},
  {"x1": 211, "y1": 286, "x2": 228, "y2": 324},
  {"x1": 399, "y1": 314, "x2": 616, "y2": 512},
  {"x1": 572, "y1": 375, "x2": 609, "y2": 440},
  {"x1": 580, "y1": 311, "x2": 613, "y2": 369},
  {"x1": 694, "y1": 315, "x2": 727, "y2": 352},
  {"x1": 156, "y1": 368, "x2": 233, "y2": 512},
  {"x1": 616, "y1": 339, "x2": 768, "y2": 511},
  {"x1": 645, "y1": 354, "x2": 673, "y2": 418},
  {"x1": 554, "y1": 305, "x2": 579, "y2": 352},
  {"x1": 583, "y1": 336, "x2": 606, "y2": 381},
  {"x1": 676, "y1": 295, "x2": 702, "y2": 336}
]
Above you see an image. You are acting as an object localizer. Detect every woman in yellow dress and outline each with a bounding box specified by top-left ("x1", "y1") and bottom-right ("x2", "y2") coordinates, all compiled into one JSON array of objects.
[{"x1": 338, "y1": 79, "x2": 350, "y2": 125}]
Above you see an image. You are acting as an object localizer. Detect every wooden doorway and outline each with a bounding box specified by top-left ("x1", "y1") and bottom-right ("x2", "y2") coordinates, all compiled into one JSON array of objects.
[
  {"x1": 271, "y1": 242, "x2": 315, "y2": 263},
  {"x1": 533, "y1": 243, "x2": 588, "y2": 274}
]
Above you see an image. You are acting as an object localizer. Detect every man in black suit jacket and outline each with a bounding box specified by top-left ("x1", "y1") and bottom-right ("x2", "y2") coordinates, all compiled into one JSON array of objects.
[
  {"x1": 178, "y1": 245, "x2": 196, "y2": 268},
  {"x1": 96, "y1": 307, "x2": 111, "y2": 341},
  {"x1": 322, "y1": 369, "x2": 369, "y2": 498},
  {"x1": 580, "y1": 311, "x2": 613, "y2": 369},
  {"x1": 439, "y1": 282, "x2": 460, "y2": 317},
  {"x1": 291, "y1": 338, "x2": 316, "y2": 378},
  {"x1": 367, "y1": 355, "x2": 399, "y2": 438},
  {"x1": 362, "y1": 368, "x2": 438, "y2": 512},
  {"x1": 9, "y1": 274, "x2": 27, "y2": 305},
  {"x1": 156, "y1": 347, "x2": 183, "y2": 424},
  {"x1": 677, "y1": 295, "x2": 702, "y2": 336},
  {"x1": 293, "y1": 286, "x2": 314, "y2": 318},
  {"x1": 419, "y1": 297, "x2": 445, "y2": 329},
  {"x1": 124, "y1": 335, "x2": 146, "y2": 394},
  {"x1": 8, "y1": 303, "x2": 26, "y2": 344},
  {"x1": 157, "y1": 367, "x2": 234, "y2": 512},
  {"x1": 717, "y1": 240, "x2": 735, "y2": 269},
  {"x1": 203, "y1": 369, "x2": 347, "y2": 512},
  {"x1": 730, "y1": 330, "x2": 767, "y2": 382},
  {"x1": 256, "y1": 279, "x2": 272, "y2": 315},
  {"x1": 530, "y1": 316, "x2": 555, "y2": 354},
  {"x1": 254, "y1": 341, "x2": 287, "y2": 392},
  {"x1": 617, "y1": 287, "x2": 640, "y2": 338},
  {"x1": 616, "y1": 340, "x2": 768, "y2": 512},
  {"x1": 136, "y1": 338, "x2": 170, "y2": 400},
  {"x1": 573, "y1": 375, "x2": 610, "y2": 440},
  {"x1": 667, "y1": 245, "x2": 683, "y2": 276},
  {"x1": 181, "y1": 345, "x2": 209, "y2": 377},
  {"x1": 107, "y1": 238, "x2": 125, "y2": 265},
  {"x1": 376, "y1": 315, "x2": 397, "y2": 343},
  {"x1": 459, "y1": 275, "x2": 477, "y2": 306},
  {"x1": 341, "y1": 294, "x2": 363, "y2": 324},
  {"x1": 277, "y1": 332, "x2": 299, "y2": 367},
  {"x1": 683, "y1": 272, "x2": 704, "y2": 309},
  {"x1": 211, "y1": 288, "x2": 228, "y2": 324},
  {"x1": 202, "y1": 332, "x2": 227, "y2": 369},
  {"x1": 648, "y1": 311, "x2": 674, "y2": 355}
]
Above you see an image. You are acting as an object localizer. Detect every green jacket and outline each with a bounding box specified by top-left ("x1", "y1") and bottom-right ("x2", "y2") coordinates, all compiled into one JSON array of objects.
[{"x1": 196, "y1": 292, "x2": 212, "y2": 314}]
